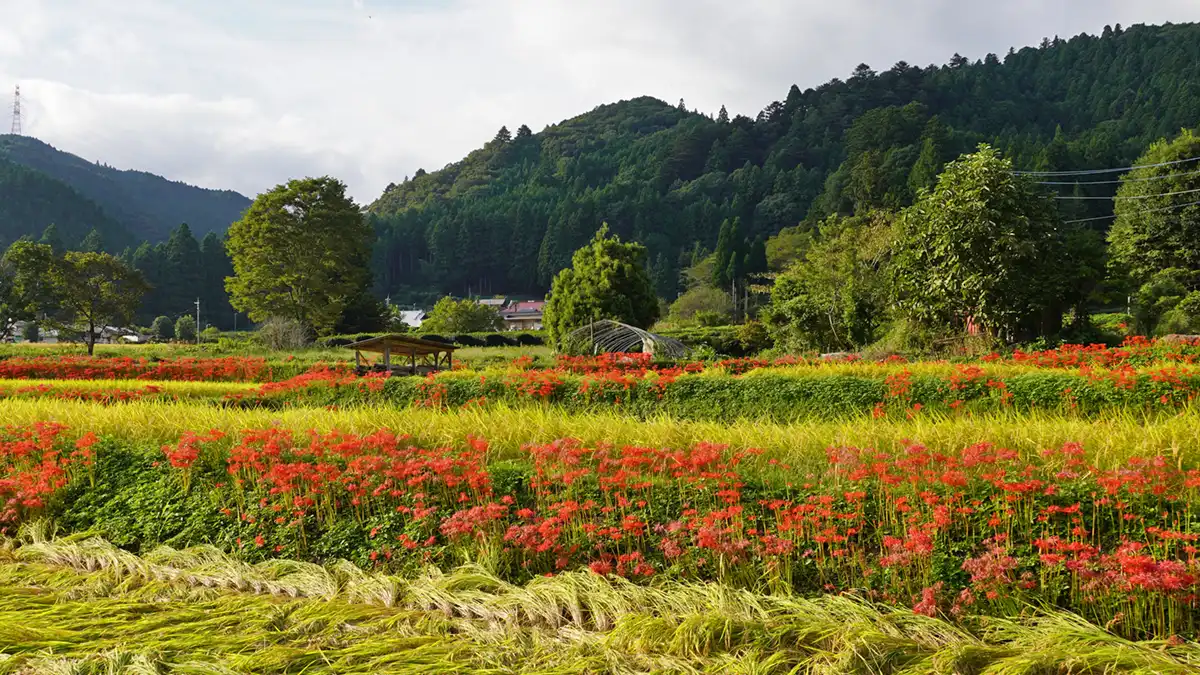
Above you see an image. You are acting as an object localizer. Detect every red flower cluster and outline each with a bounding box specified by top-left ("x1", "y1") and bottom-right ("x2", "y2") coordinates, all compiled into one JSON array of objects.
[
  {"x1": 6, "y1": 422, "x2": 1200, "y2": 636},
  {"x1": 0, "y1": 356, "x2": 272, "y2": 382},
  {"x1": 0, "y1": 422, "x2": 90, "y2": 524},
  {"x1": 1004, "y1": 336, "x2": 1200, "y2": 368},
  {"x1": 0, "y1": 383, "x2": 176, "y2": 404}
]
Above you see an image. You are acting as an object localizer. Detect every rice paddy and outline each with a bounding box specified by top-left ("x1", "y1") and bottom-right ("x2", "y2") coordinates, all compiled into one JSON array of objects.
[
  {"x1": 2, "y1": 342, "x2": 1200, "y2": 672},
  {"x1": 1, "y1": 531, "x2": 1197, "y2": 675}
]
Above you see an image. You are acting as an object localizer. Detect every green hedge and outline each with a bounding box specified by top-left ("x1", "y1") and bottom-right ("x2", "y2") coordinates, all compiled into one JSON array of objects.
[{"x1": 248, "y1": 369, "x2": 1200, "y2": 422}]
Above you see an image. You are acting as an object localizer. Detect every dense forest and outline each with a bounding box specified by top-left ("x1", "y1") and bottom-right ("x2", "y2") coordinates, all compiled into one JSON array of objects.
[
  {"x1": 368, "y1": 22, "x2": 1200, "y2": 302},
  {"x1": 0, "y1": 135, "x2": 250, "y2": 244},
  {"x1": 0, "y1": 156, "x2": 135, "y2": 252}
]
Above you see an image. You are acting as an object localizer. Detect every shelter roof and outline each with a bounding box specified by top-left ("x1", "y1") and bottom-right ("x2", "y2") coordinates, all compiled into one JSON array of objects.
[{"x1": 346, "y1": 334, "x2": 458, "y2": 355}]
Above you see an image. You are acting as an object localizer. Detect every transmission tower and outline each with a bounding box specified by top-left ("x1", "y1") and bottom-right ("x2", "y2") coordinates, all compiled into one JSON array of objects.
[{"x1": 9, "y1": 85, "x2": 20, "y2": 136}]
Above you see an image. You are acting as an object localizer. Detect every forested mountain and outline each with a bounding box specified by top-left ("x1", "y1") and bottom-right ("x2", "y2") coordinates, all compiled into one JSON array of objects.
[
  {"x1": 0, "y1": 156, "x2": 135, "y2": 252},
  {"x1": 368, "y1": 22, "x2": 1200, "y2": 302},
  {"x1": 0, "y1": 135, "x2": 250, "y2": 242}
]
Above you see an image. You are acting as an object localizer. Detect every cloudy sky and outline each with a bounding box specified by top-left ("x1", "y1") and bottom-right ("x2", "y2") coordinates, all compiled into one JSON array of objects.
[{"x1": 2, "y1": 0, "x2": 1198, "y2": 203}]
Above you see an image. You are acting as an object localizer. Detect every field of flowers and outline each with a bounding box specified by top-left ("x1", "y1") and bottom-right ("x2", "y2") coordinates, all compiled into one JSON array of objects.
[
  {"x1": 4, "y1": 338, "x2": 1200, "y2": 422},
  {"x1": 2, "y1": 338, "x2": 1200, "y2": 672}
]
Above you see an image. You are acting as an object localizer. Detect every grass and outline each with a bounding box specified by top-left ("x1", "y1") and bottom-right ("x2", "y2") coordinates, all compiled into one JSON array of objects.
[
  {"x1": 2, "y1": 398, "x2": 1199, "y2": 470},
  {"x1": 1, "y1": 531, "x2": 1197, "y2": 674}
]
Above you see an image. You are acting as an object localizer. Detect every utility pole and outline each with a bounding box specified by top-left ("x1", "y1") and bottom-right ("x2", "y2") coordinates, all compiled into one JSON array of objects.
[{"x1": 194, "y1": 298, "x2": 201, "y2": 345}]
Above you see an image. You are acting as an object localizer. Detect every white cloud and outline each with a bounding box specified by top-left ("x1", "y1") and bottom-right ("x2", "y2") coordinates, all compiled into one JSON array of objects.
[{"x1": 2, "y1": 0, "x2": 1199, "y2": 205}]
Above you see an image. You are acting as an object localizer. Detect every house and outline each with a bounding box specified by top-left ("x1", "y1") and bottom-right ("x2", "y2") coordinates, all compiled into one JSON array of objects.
[
  {"x1": 477, "y1": 297, "x2": 508, "y2": 309},
  {"x1": 501, "y1": 300, "x2": 545, "y2": 331},
  {"x1": 397, "y1": 310, "x2": 426, "y2": 329},
  {"x1": 11, "y1": 321, "x2": 59, "y2": 344},
  {"x1": 96, "y1": 326, "x2": 145, "y2": 345}
]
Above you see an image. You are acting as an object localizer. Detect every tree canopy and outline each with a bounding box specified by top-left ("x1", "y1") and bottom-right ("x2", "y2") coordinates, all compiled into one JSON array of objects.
[
  {"x1": 891, "y1": 145, "x2": 1070, "y2": 341},
  {"x1": 6, "y1": 242, "x2": 148, "y2": 354},
  {"x1": 544, "y1": 225, "x2": 660, "y2": 348},
  {"x1": 1108, "y1": 129, "x2": 1200, "y2": 287},
  {"x1": 421, "y1": 297, "x2": 503, "y2": 333},
  {"x1": 764, "y1": 212, "x2": 893, "y2": 352},
  {"x1": 225, "y1": 177, "x2": 374, "y2": 336}
]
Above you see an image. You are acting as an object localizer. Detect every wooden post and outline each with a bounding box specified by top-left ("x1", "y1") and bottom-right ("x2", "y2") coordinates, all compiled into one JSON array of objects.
[
  {"x1": 411, "y1": 350, "x2": 416, "y2": 375},
  {"x1": 383, "y1": 345, "x2": 391, "y2": 372}
]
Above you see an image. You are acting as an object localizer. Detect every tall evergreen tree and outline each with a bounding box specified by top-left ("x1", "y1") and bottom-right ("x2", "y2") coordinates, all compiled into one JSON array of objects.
[
  {"x1": 39, "y1": 224, "x2": 65, "y2": 256},
  {"x1": 200, "y1": 232, "x2": 238, "y2": 330},
  {"x1": 164, "y1": 224, "x2": 204, "y2": 319},
  {"x1": 78, "y1": 228, "x2": 104, "y2": 253}
]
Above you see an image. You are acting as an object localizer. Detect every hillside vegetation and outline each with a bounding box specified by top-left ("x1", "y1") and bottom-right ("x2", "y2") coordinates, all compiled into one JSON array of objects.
[
  {"x1": 0, "y1": 134, "x2": 250, "y2": 244},
  {"x1": 368, "y1": 22, "x2": 1200, "y2": 301},
  {"x1": 0, "y1": 156, "x2": 134, "y2": 252}
]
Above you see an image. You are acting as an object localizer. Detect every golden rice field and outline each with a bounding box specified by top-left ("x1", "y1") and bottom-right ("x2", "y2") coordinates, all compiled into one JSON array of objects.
[{"x1": 3, "y1": 343, "x2": 1200, "y2": 672}]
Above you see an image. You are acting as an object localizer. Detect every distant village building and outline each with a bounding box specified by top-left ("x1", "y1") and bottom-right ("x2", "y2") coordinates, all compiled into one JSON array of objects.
[
  {"x1": 11, "y1": 321, "x2": 58, "y2": 344},
  {"x1": 398, "y1": 310, "x2": 426, "y2": 329},
  {"x1": 9, "y1": 322, "x2": 144, "y2": 345},
  {"x1": 501, "y1": 300, "x2": 545, "y2": 331},
  {"x1": 96, "y1": 326, "x2": 146, "y2": 344},
  {"x1": 477, "y1": 297, "x2": 508, "y2": 309}
]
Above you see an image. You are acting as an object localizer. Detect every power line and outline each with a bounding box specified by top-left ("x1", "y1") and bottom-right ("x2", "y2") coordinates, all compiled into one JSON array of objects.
[
  {"x1": 1063, "y1": 198, "x2": 1200, "y2": 224},
  {"x1": 1037, "y1": 167, "x2": 1200, "y2": 186},
  {"x1": 1055, "y1": 187, "x2": 1200, "y2": 201},
  {"x1": 1015, "y1": 154, "x2": 1200, "y2": 176}
]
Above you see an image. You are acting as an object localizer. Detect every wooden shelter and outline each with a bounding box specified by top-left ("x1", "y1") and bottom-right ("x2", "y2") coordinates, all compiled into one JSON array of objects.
[{"x1": 347, "y1": 334, "x2": 457, "y2": 376}]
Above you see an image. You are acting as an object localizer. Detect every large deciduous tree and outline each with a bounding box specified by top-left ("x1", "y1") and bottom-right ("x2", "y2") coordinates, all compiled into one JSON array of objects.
[
  {"x1": 544, "y1": 224, "x2": 660, "y2": 348},
  {"x1": 1108, "y1": 130, "x2": 1200, "y2": 334},
  {"x1": 763, "y1": 212, "x2": 893, "y2": 352},
  {"x1": 891, "y1": 145, "x2": 1068, "y2": 342},
  {"x1": 225, "y1": 177, "x2": 373, "y2": 336},
  {"x1": 1109, "y1": 130, "x2": 1200, "y2": 282},
  {"x1": 6, "y1": 241, "x2": 148, "y2": 355}
]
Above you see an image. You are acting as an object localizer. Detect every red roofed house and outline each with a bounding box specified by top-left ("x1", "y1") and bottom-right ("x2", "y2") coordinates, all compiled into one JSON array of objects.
[{"x1": 501, "y1": 301, "x2": 546, "y2": 331}]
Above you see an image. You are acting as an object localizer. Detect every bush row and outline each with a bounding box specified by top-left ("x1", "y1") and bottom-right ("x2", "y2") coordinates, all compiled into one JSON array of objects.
[{"x1": 249, "y1": 368, "x2": 1200, "y2": 421}]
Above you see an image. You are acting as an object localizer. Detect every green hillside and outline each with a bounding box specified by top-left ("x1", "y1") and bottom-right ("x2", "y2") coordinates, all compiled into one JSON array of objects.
[
  {"x1": 368, "y1": 22, "x2": 1200, "y2": 301},
  {"x1": 0, "y1": 156, "x2": 134, "y2": 252},
  {"x1": 0, "y1": 135, "x2": 250, "y2": 242}
]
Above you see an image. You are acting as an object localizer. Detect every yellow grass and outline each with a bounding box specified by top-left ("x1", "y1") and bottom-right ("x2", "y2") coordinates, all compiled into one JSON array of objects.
[{"x1": 1, "y1": 398, "x2": 1197, "y2": 469}]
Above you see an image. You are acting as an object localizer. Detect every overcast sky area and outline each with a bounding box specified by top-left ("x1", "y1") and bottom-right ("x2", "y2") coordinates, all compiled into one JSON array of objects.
[{"x1": 2, "y1": 0, "x2": 1199, "y2": 203}]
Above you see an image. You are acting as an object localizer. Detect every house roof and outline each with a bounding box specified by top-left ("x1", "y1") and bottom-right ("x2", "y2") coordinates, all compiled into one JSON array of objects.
[
  {"x1": 477, "y1": 298, "x2": 507, "y2": 307},
  {"x1": 346, "y1": 334, "x2": 458, "y2": 355},
  {"x1": 505, "y1": 301, "x2": 545, "y2": 315},
  {"x1": 398, "y1": 310, "x2": 425, "y2": 327}
]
